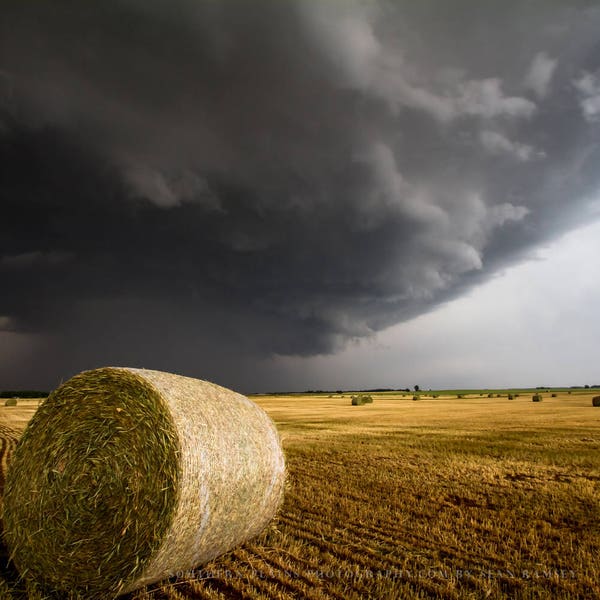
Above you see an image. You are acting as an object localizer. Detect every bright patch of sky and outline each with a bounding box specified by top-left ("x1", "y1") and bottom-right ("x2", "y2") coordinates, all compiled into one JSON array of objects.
[{"x1": 268, "y1": 216, "x2": 600, "y2": 391}]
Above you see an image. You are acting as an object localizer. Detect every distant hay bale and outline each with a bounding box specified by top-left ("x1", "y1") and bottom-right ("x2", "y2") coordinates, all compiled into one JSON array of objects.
[
  {"x1": 412, "y1": 395, "x2": 419, "y2": 401},
  {"x1": 3, "y1": 398, "x2": 17, "y2": 407},
  {"x1": 592, "y1": 396, "x2": 600, "y2": 407},
  {"x1": 487, "y1": 393, "x2": 493, "y2": 398},
  {"x1": 351, "y1": 394, "x2": 373, "y2": 406},
  {"x1": 3, "y1": 367, "x2": 285, "y2": 598},
  {"x1": 551, "y1": 393, "x2": 557, "y2": 397},
  {"x1": 532, "y1": 394, "x2": 543, "y2": 402},
  {"x1": 508, "y1": 394, "x2": 514, "y2": 400}
]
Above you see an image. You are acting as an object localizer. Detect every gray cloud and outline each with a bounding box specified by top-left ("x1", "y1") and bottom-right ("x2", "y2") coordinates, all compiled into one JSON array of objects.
[
  {"x1": 574, "y1": 71, "x2": 600, "y2": 122},
  {"x1": 524, "y1": 52, "x2": 557, "y2": 99},
  {"x1": 479, "y1": 130, "x2": 535, "y2": 161},
  {"x1": 1, "y1": 0, "x2": 600, "y2": 389}
]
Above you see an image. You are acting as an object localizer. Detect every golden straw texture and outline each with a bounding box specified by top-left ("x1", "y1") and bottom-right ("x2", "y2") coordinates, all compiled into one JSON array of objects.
[{"x1": 3, "y1": 368, "x2": 285, "y2": 598}]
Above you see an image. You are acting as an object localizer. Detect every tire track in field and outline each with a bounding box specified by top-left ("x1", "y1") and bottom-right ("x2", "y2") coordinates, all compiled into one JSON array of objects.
[
  {"x1": 234, "y1": 546, "x2": 348, "y2": 600},
  {"x1": 283, "y1": 506, "x2": 406, "y2": 553},
  {"x1": 241, "y1": 543, "x2": 392, "y2": 600},
  {"x1": 285, "y1": 498, "x2": 509, "y2": 573},
  {"x1": 287, "y1": 507, "x2": 507, "y2": 579},
  {"x1": 278, "y1": 508, "x2": 500, "y2": 599},
  {"x1": 278, "y1": 504, "x2": 517, "y2": 600},
  {"x1": 153, "y1": 559, "x2": 297, "y2": 600},
  {"x1": 246, "y1": 523, "x2": 460, "y2": 600},
  {"x1": 280, "y1": 508, "x2": 410, "y2": 558},
  {"x1": 0, "y1": 424, "x2": 21, "y2": 597},
  {"x1": 277, "y1": 513, "x2": 407, "y2": 573},
  {"x1": 0, "y1": 424, "x2": 19, "y2": 498}
]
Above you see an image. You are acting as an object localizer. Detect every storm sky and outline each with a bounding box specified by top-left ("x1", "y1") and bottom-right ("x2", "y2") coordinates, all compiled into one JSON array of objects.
[{"x1": 1, "y1": 1, "x2": 599, "y2": 392}]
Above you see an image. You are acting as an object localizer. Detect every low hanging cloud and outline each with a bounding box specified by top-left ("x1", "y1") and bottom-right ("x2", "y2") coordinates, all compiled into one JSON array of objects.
[
  {"x1": 574, "y1": 71, "x2": 600, "y2": 122},
  {"x1": 524, "y1": 52, "x2": 558, "y2": 99},
  {"x1": 479, "y1": 130, "x2": 534, "y2": 161},
  {"x1": 1, "y1": 0, "x2": 600, "y2": 387}
]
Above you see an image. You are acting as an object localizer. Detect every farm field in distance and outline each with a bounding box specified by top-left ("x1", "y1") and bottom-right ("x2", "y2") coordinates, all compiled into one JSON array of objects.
[{"x1": 1, "y1": 390, "x2": 600, "y2": 599}]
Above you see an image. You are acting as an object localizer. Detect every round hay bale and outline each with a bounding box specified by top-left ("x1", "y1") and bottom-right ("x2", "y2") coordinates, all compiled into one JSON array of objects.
[
  {"x1": 592, "y1": 396, "x2": 600, "y2": 407},
  {"x1": 3, "y1": 367, "x2": 285, "y2": 598},
  {"x1": 351, "y1": 394, "x2": 373, "y2": 406},
  {"x1": 507, "y1": 394, "x2": 514, "y2": 400},
  {"x1": 532, "y1": 394, "x2": 543, "y2": 402},
  {"x1": 3, "y1": 398, "x2": 17, "y2": 407}
]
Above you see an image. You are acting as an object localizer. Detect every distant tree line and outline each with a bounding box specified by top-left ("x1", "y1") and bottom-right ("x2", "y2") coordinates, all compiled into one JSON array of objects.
[
  {"x1": 304, "y1": 387, "x2": 412, "y2": 394},
  {"x1": 294, "y1": 384, "x2": 600, "y2": 395},
  {"x1": 536, "y1": 385, "x2": 600, "y2": 390},
  {"x1": 0, "y1": 390, "x2": 49, "y2": 398}
]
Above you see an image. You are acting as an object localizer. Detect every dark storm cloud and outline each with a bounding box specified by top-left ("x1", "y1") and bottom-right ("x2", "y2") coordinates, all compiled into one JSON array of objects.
[{"x1": 1, "y1": 0, "x2": 599, "y2": 388}]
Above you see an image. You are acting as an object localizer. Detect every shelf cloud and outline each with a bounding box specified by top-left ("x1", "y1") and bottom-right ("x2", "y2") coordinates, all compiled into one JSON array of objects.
[{"x1": 1, "y1": 1, "x2": 599, "y2": 388}]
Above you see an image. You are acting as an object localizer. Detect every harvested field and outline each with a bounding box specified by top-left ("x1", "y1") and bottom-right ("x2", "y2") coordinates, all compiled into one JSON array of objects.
[{"x1": 1, "y1": 391, "x2": 600, "y2": 599}]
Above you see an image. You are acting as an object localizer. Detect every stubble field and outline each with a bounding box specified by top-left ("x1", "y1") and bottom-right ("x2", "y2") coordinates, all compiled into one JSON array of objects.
[{"x1": 1, "y1": 391, "x2": 599, "y2": 599}]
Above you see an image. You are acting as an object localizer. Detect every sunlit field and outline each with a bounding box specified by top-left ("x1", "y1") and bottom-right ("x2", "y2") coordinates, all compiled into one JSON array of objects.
[{"x1": 1, "y1": 391, "x2": 599, "y2": 599}]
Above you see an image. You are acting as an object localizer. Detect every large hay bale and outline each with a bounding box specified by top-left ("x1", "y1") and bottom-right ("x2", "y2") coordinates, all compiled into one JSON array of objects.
[
  {"x1": 593, "y1": 396, "x2": 600, "y2": 407},
  {"x1": 3, "y1": 398, "x2": 17, "y2": 407},
  {"x1": 3, "y1": 367, "x2": 285, "y2": 598},
  {"x1": 532, "y1": 394, "x2": 543, "y2": 402}
]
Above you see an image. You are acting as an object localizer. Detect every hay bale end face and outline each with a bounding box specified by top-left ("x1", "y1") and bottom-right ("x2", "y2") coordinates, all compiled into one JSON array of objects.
[
  {"x1": 3, "y1": 367, "x2": 285, "y2": 598},
  {"x1": 592, "y1": 396, "x2": 600, "y2": 407}
]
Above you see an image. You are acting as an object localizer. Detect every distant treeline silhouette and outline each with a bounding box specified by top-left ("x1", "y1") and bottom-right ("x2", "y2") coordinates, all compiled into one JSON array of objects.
[
  {"x1": 0, "y1": 390, "x2": 49, "y2": 398},
  {"x1": 303, "y1": 388, "x2": 411, "y2": 394}
]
